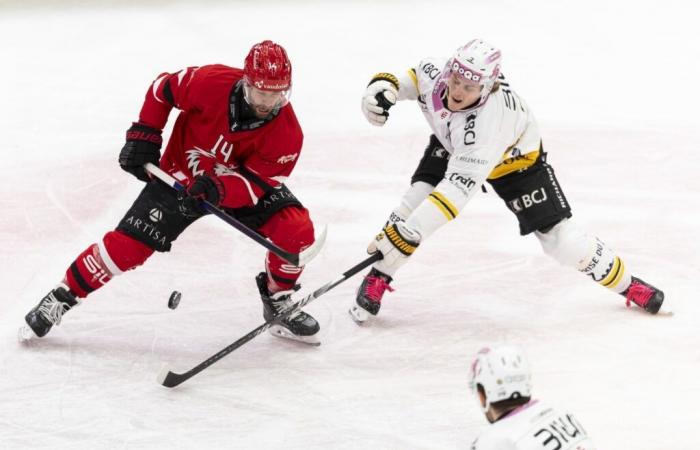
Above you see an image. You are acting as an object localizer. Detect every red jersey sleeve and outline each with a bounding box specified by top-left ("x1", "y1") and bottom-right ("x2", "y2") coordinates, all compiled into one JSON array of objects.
[{"x1": 137, "y1": 66, "x2": 204, "y2": 130}]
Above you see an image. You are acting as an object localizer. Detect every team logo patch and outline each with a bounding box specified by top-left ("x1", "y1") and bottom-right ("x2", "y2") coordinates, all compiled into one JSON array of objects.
[{"x1": 149, "y1": 208, "x2": 163, "y2": 223}]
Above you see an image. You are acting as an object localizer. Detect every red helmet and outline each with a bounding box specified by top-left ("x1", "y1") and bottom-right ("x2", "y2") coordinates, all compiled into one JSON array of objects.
[{"x1": 243, "y1": 40, "x2": 292, "y2": 91}]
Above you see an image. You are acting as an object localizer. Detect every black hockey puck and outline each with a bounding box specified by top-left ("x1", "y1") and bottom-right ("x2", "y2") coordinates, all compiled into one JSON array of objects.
[{"x1": 168, "y1": 291, "x2": 181, "y2": 310}]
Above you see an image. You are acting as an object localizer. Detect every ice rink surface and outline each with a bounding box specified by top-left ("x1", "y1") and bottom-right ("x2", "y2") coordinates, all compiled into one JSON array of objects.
[{"x1": 1, "y1": 0, "x2": 699, "y2": 448}]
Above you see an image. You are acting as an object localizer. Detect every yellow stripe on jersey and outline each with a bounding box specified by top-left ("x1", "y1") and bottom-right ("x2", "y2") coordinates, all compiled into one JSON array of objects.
[
  {"x1": 428, "y1": 192, "x2": 458, "y2": 220},
  {"x1": 487, "y1": 148, "x2": 541, "y2": 180},
  {"x1": 408, "y1": 68, "x2": 419, "y2": 91},
  {"x1": 601, "y1": 256, "x2": 625, "y2": 288}
]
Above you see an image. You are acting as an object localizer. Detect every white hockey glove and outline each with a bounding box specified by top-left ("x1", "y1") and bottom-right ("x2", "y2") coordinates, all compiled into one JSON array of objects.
[
  {"x1": 361, "y1": 73, "x2": 399, "y2": 127},
  {"x1": 368, "y1": 221, "x2": 421, "y2": 276}
]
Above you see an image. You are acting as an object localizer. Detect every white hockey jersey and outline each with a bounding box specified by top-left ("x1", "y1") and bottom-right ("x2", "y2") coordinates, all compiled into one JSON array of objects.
[
  {"x1": 470, "y1": 400, "x2": 596, "y2": 450},
  {"x1": 395, "y1": 58, "x2": 543, "y2": 240}
]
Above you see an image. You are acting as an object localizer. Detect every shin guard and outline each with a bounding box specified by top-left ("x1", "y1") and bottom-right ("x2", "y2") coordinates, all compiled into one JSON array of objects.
[
  {"x1": 536, "y1": 219, "x2": 630, "y2": 293},
  {"x1": 64, "y1": 231, "x2": 155, "y2": 298},
  {"x1": 259, "y1": 207, "x2": 314, "y2": 292}
]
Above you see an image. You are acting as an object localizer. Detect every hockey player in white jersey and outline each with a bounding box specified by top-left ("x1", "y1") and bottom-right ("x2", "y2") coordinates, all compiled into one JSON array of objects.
[
  {"x1": 468, "y1": 346, "x2": 596, "y2": 450},
  {"x1": 349, "y1": 39, "x2": 665, "y2": 323}
]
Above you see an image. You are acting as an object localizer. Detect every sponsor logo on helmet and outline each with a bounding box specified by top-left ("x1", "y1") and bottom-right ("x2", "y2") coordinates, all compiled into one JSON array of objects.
[
  {"x1": 253, "y1": 80, "x2": 289, "y2": 90},
  {"x1": 451, "y1": 61, "x2": 482, "y2": 82}
]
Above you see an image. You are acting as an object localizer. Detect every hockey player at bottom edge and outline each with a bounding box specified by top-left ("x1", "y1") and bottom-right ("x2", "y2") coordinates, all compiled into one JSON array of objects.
[
  {"x1": 468, "y1": 346, "x2": 596, "y2": 449},
  {"x1": 22, "y1": 40, "x2": 321, "y2": 345},
  {"x1": 349, "y1": 38, "x2": 665, "y2": 324}
]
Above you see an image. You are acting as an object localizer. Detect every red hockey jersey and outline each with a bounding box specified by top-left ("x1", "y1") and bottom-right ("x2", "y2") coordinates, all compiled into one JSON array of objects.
[{"x1": 136, "y1": 64, "x2": 303, "y2": 209}]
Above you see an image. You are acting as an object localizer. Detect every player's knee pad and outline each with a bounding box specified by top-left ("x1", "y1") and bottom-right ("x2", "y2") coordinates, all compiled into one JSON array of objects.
[
  {"x1": 101, "y1": 230, "x2": 155, "y2": 274},
  {"x1": 262, "y1": 206, "x2": 315, "y2": 254},
  {"x1": 64, "y1": 231, "x2": 154, "y2": 298},
  {"x1": 535, "y1": 219, "x2": 595, "y2": 269}
]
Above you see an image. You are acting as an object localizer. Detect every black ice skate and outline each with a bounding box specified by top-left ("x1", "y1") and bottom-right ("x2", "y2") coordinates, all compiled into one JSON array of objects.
[
  {"x1": 349, "y1": 268, "x2": 394, "y2": 324},
  {"x1": 20, "y1": 285, "x2": 79, "y2": 340},
  {"x1": 622, "y1": 276, "x2": 664, "y2": 314},
  {"x1": 255, "y1": 272, "x2": 320, "y2": 345}
]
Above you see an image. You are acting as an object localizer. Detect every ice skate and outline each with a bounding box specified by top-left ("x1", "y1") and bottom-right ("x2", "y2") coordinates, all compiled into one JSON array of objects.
[
  {"x1": 349, "y1": 268, "x2": 394, "y2": 324},
  {"x1": 20, "y1": 285, "x2": 79, "y2": 340},
  {"x1": 256, "y1": 272, "x2": 320, "y2": 346},
  {"x1": 622, "y1": 276, "x2": 664, "y2": 314}
]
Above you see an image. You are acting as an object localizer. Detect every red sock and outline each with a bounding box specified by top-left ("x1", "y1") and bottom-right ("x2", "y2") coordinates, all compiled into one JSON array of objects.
[
  {"x1": 64, "y1": 231, "x2": 155, "y2": 298},
  {"x1": 259, "y1": 207, "x2": 315, "y2": 293}
]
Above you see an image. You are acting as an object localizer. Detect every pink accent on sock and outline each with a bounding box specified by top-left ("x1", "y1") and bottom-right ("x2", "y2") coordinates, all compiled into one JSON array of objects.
[
  {"x1": 625, "y1": 281, "x2": 654, "y2": 308},
  {"x1": 363, "y1": 275, "x2": 394, "y2": 304}
]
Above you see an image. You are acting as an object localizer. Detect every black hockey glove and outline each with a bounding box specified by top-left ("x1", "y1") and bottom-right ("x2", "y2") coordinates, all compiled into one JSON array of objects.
[
  {"x1": 119, "y1": 122, "x2": 163, "y2": 182},
  {"x1": 181, "y1": 174, "x2": 226, "y2": 216}
]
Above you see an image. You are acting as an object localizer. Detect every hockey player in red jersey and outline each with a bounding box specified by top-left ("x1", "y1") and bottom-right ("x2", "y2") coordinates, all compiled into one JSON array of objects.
[{"x1": 22, "y1": 40, "x2": 320, "y2": 344}]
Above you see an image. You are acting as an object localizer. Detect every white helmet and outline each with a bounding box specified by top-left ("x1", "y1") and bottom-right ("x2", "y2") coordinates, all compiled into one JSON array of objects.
[
  {"x1": 442, "y1": 39, "x2": 502, "y2": 107},
  {"x1": 468, "y1": 346, "x2": 532, "y2": 412}
]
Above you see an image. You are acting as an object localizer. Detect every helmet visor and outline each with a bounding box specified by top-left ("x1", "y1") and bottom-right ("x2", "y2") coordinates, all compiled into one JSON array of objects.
[{"x1": 243, "y1": 80, "x2": 292, "y2": 118}]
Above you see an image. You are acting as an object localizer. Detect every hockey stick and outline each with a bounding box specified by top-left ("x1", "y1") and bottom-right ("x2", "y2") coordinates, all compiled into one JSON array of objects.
[
  {"x1": 157, "y1": 252, "x2": 383, "y2": 388},
  {"x1": 144, "y1": 163, "x2": 326, "y2": 266}
]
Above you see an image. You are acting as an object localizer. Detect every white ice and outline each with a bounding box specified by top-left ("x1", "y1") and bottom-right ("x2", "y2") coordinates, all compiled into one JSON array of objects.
[{"x1": 1, "y1": 1, "x2": 699, "y2": 449}]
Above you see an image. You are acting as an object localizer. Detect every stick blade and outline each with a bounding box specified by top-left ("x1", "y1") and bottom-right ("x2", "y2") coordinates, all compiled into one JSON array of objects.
[
  {"x1": 297, "y1": 225, "x2": 328, "y2": 266},
  {"x1": 157, "y1": 365, "x2": 185, "y2": 388}
]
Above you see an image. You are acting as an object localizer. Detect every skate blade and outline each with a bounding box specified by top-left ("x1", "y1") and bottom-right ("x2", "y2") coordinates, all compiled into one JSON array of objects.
[
  {"x1": 268, "y1": 324, "x2": 320, "y2": 346},
  {"x1": 629, "y1": 306, "x2": 674, "y2": 317},
  {"x1": 348, "y1": 305, "x2": 370, "y2": 325},
  {"x1": 17, "y1": 325, "x2": 38, "y2": 343}
]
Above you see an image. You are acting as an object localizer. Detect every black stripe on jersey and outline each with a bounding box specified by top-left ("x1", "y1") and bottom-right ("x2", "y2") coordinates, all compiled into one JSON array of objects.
[
  {"x1": 162, "y1": 80, "x2": 176, "y2": 107},
  {"x1": 70, "y1": 262, "x2": 95, "y2": 294},
  {"x1": 429, "y1": 193, "x2": 457, "y2": 219}
]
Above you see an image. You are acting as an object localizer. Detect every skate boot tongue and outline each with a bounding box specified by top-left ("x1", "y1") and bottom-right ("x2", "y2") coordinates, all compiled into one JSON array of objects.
[{"x1": 268, "y1": 288, "x2": 300, "y2": 315}]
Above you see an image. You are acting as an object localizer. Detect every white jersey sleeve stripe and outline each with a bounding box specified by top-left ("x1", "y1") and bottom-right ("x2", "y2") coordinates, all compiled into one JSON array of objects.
[{"x1": 151, "y1": 74, "x2": 169, "y2": 104}]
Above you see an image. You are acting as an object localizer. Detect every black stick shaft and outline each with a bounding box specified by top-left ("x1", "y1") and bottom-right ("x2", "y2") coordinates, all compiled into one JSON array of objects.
[{"x1": 159, "y1": 253, "x2": 382, "y2": 388}]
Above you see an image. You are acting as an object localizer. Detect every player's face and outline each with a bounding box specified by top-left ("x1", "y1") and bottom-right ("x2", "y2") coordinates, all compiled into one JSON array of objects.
[
  {"x1": 245, "y1": 85, "x2": 288, "y2": 119},
  {"x1": 446, "y1": 74, "x2": 482, "y2": 111}
]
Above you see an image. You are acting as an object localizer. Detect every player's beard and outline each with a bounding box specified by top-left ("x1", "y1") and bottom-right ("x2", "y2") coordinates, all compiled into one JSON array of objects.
[{"x1": 254, "y1": 102, "x2": 280, "y2": 119}]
